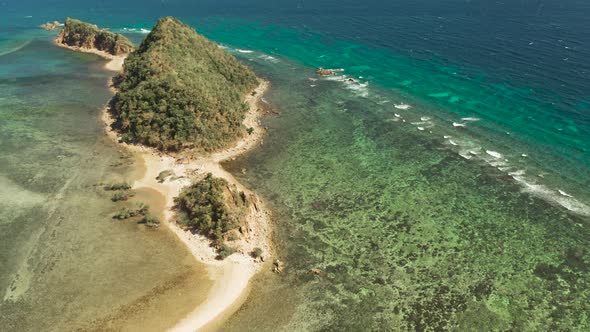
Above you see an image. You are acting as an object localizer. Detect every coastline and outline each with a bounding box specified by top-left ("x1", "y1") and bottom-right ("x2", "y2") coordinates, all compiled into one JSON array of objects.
[
  {"x1": 101, "y1": 60, "x2": 273, "y2": 330},
  {"x1": 57, "y1": 38, "x2": 274, "y2": 331},
  {"x1": 53, "y1": 41, "x2": 126, "y2": 72}
]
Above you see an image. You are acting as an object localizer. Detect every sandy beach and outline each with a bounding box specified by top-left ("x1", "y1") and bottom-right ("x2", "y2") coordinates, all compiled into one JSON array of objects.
[
  {"x1": 54, "y1": 42, "x2": 126, "y2": 72},
  {"x1": 124, "y1": 81, "x2": 273, "y2": 331},
  {"x1": 57, "y1": 41, "x2": 274, "y2": 331},
  {"x1": 120, "y1": 84, "x2": 273, "y2": 330}
]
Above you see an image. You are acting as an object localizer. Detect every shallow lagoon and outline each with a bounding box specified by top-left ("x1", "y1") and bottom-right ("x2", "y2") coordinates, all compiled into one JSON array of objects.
[{"x1": 0, "y1": 38, "x2": 212, "y2": 331}]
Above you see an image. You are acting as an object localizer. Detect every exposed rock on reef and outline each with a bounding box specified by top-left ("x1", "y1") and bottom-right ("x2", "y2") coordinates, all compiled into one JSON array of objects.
[
  {"x1": 316, "y1": 67, "x2": 345, "y2": 76},
  {"x1": 273, "y1": 259, "x2": 284, "y2": 273},
  {"x1": 316, "y1": 67, "x2": 336, "y2": 76},
  {"x1": 55, "y1": 18, "x2": 134, "y2": 56},
  {"x1": 40, "y1": 21, "x2": 61, "y2": 30}
]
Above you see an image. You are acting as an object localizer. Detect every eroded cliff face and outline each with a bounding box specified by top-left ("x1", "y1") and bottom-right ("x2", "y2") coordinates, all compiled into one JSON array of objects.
[{"x1": 56, "y1": 18, "x2": 134, "y2": 56}]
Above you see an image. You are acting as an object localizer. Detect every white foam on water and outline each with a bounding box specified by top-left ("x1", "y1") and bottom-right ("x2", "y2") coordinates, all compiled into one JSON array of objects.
[
  {"x1": 261, "y1": 98, "x2": 269, "y2": 104},
  {"x1": 521, "y1": 154, "x2": 528, "y2": 157},
  {"x1": 377, "y1": 99, "x2": 390, "y2": 105},
  {"x1": 121, "y1": 27, "x2": 150, "y2": 34},
  {"x1": 469, "y1": 149, "x2": 481, "y2": 155},
  {"x1": 486, "y1": 150, "x2": 503, "y2": 159},
  {"x1": 512, "y1": 176, "x2": 590, "y2": 216},
  {"x1": 453, "y1": 122, "x2": 466, "y2": 127},
  {"x1": 461, "y1": 117, "x2": 480, "y2": 122},
  {"x1": 237, "y1": 49, "x2": 254, "y2": 53},
  {"x1": 439, "y1": 125, "x2": 590, "y2": 217},
  {"x1": 459, "y1": 151, "x2": 473, "y2": 159},
  {"x1": 343, "y1": 79, "x2": 369, "y2": 98},
  {"x1": 259, "y1": 55, "x2": 279, "y2": 63},
  {"x1": 394, "y1": 103, "x2": 411, "y2": 110},
  {"x1": 308, "y1": 77, "x2": 318, "y2": 82},
  {"x1": 394, "y1": 113, "x2": 401, "y2": 118},
  {"x1": 558, "y1": 190, "x2": 573, "y2": 198},
  {"x1": 420, "y1": 116, "x2": 431, "y2": 121},
  {"x1": 509, "y1": 169, "x2": 526, "y2": 176},
  {"x1": 417, "y1": 127, "x2": 425, "y2": 131}
]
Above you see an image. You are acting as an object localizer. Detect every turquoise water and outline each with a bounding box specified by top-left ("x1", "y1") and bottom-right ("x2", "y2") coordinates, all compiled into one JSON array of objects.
[
  {"x1": 222, "y1": 58, "x2": 589, "y2": 330},
  {"x1": 2, "y1": 1, "x2": 589, "y2": 330}
]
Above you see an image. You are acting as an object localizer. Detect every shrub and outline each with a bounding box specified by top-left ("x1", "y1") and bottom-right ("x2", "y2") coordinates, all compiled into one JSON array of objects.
[
  {"x1": 113, "y1": 203, "x2": 149, "y2": 220},
  {"x1": 251, "y1": 247, "x2": 263, "y2": 259},
  {"x1": 156, "y1": 170, "x2": 174, "y2": 183},
  {"x1": 104, "y1": 182, "x2": 132, "y2": 191},
  {"x1": 111, "y1": 191, "x2": 134, "y2": 202},
  {"x1": 226, "y1": 232, "x2": 239, "y2": 242},
  {"x1": 217, "y1": 244, "x2": 236, "y2": 260},
  {"x1": 247, "y1": 127, "x2": 254, "y2": 135},
  {"x1": 140, "y1": 214, "x2": 160, "y2": 227},
  {"x1": 113, "y1": 207, "x2": 135, "y2": 220}
]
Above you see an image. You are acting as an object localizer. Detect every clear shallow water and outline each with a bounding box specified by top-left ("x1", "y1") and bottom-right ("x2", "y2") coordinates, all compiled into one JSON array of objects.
[
  {"x1": 0, "y1": 36, "x2": 212, "y2": 331},
  {"x1": 222, "y1": 59, "x2": 589, "y2": 330},
  {"x1": 1, "y1": 0, "x2": 589, "y2": 330}
]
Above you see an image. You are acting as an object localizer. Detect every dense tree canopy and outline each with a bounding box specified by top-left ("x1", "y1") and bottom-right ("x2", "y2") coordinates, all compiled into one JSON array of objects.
[
  {"x1": 111, "y1": 16, "x2": 259, "y2": 151},
  {"x1": 57, "y1": 18, "x2": 134, "y2": 55},
  {"x1": 175, "y1": 173, "x2": 248, "y2": 242}
]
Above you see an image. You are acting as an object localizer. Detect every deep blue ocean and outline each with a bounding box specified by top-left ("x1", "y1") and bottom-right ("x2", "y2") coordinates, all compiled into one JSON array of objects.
[{"x1": 1, "y1": 1, "x2": 589, "y2": 330}]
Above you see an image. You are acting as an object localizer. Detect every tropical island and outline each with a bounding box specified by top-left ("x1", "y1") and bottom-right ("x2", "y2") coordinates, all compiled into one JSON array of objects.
[
  {"x1": 53, "y1": 16, "x2": 273, "y2": 330},
  {"x1": 55, "y1": 18, "x2": 134, "y2": 71}
]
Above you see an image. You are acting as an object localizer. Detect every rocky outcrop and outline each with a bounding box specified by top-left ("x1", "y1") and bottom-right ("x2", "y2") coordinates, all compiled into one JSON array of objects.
[
  {"x1": 272, "y1": 259, "x2": 284, "y2": 273},
  {"x1": 55, "y1": 18, "x2": 134, "y2": 56},
  {"x1": 40, "y1": 21, "x2": 61, "y2": 30},
  {"x1": 316, "y1": 67, "x2": 336, "y2": 76}
]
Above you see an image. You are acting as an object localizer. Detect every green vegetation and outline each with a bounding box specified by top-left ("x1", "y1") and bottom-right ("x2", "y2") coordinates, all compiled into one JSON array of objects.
[
  {"x1": 156, "y1": 170, "x2": 174, "y2": 183},
  {"x1": 113, "y1": 203, "x2": 149, "y2": 220},
  {"x1": 175, "y1": 173, "x2": 248, "y2": 245},
  {"x1": 140, "y1": 214, "x2": 160, "y2": 227},
  {"x1": 217, "y1": 244, "x2": 236, "y2": 260},
  {"x1": 111, "y1": 191, "x2": 134, "y2": 202},
  {"x1": 56, "y1": 18, "x2": 134, "y2": 55},
  {"x1": 247, "y1": 127, "x2": 255, "y2": 135},
  {"x1": 110, "y1": 16, "x2": 259, "y2": 151},
  {"x1": 104, "y1": 181, "x2": 132, "y2": 191},
  {"x1": 251, "y1": 247, "x2": 263, "y2": 259}
]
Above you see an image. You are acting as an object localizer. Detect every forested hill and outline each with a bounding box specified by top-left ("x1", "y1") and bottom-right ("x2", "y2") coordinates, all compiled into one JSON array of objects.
[
  {"x1": 111, "y1": 16, "x2": 259, "y2": 151},
  {"x1": 56, "y1": 18, "x2": 134, "y2": 56}
]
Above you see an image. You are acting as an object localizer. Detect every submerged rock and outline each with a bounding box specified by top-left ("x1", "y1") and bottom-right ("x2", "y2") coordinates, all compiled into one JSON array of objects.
[
  {"x1": 310, "y1": 268, "x2": 326, "y2": 277},
  {"x1": 272, "y1": 259, "x2": 284, "y2": 273}
]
